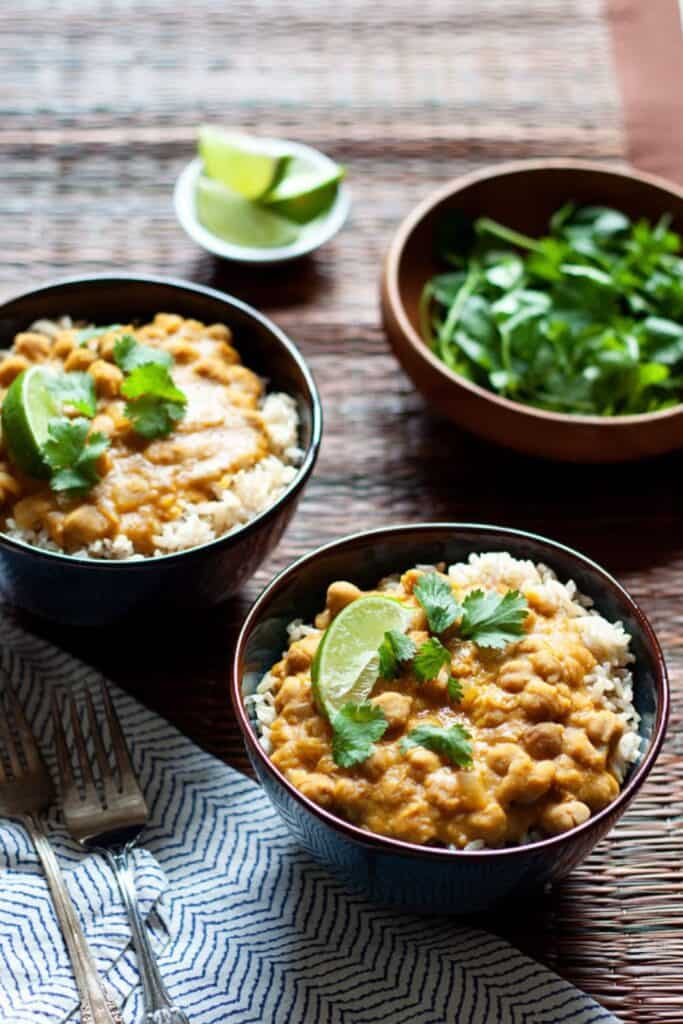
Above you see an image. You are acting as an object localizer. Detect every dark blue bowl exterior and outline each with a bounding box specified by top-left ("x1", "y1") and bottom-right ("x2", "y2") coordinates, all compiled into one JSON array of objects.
[
  {"x1": 235, "y1": 524, "x2": 668, "y2": 913},
  {"x1": 0, "y1": 276, "x2": 321, "y2": 624}
]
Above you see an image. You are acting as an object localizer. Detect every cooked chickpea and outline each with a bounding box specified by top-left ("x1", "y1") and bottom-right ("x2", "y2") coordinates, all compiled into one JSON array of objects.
[
  {"x1": 325, "y1": 580, "x2": 362, "y2": 617},
  {"x1": 284, "y1": 633, "x2": 320, "y2": 674},
  {"x1": 524, "y1": 722, "x2": 564, "y2": 759},
  {"x1": 14, "y1": 332, "x2": 51, "y2": 361},
  {"x1": 12, "y1": 495, "x2": 52, "y2": 530},
  {"x1": 371, "y1": 691, "x2": 412, "y2": 733},
  {"x1": 541, "y1": 800, "x2": 591, "y2": 835},
  {"x1": 0, "y1": 355, "x2": 30, "y2": 386},
  {"x1": 61, "y1": 505, "x2": 113, "y2": 549},
  {"x1": 0, "y1": 471, "x2": 21, "y2": 505},
  {"x1": 89, "y1": 359, "x2": 123, "y2": 398},
  {"x1": 520, "y1": 679, "x2": 571, "y2": 721},
  {"x1": 64, "y1": 347, "x2": 96, "y2": 371}
]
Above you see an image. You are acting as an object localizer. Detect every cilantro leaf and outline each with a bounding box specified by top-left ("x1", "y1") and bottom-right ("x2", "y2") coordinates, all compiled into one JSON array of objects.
[
  {"x1": 414, "y1": 572, "x2": 462, "y2": 633},
  {"x1": 459, "y1": 589, "x2": 529, "y2": 649},
  {"x1": 413, "y1": 636, "x2": 451, "y2": 682},
  {"x1": 447, "y1": 676, "x2": 464, "y2": 702},
  {"x1": 377, "y1": 629, "x2": 417, "y2": 679},
  {"x1": 331, "y1": 702, "x2": 388, "y2": 768},
  {"x1": 42, "y1": 417, "x2": 110, "y2": 495},
  {"x1": 113, "y1": 334, "x2": 173, "y2": 373},
  {"x1": 400, "y1": 723, "x2": 473, "y2": 767},
  {"x1": 121, "y1": 363, "x2": 187, "y2": 440},
  {"x1": 76, "y1": 324, "x2": 122, "y2": 348},
  {"x1": 46, "y1": 371, "x2": 97, "y2": 417}
]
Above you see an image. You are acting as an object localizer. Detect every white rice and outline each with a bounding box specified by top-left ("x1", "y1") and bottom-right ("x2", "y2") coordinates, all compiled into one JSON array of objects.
[
  {"x1": 1, "y1": 332, "x2": 303, "y2": 560},
  {"x1": 248, "y1": 552, "x2": 643, "y2": 838}
]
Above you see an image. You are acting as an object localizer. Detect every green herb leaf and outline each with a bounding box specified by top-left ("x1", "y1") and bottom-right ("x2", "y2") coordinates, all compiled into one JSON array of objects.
[
  {"x1": 42, "y1": 417, "x2": 110, "y2": 495},
  {"x1": 76, "y1": 324, "x2": 123, "y2": 347},
  {"x1": 377, "y1": 629, "x2": 417, "y2": 679},
  {"x1": 46, "y1": 371, "x2": 97, "y2": 418},
  {"x1": 413, "y1": 637, "x2": 451, "y2": 683},
  {"x1": 447, "y1": 676, "x2": 464, "y2": 702},
  {"x1": 331, "y1": 702, "x2": 388, "y2": 767},
  {"x1": 459, "y1": 589, "x2": 529, "y2": 649},
  {"x1": 414, "y1": 572, "x2": 461, "y2": 634},
  {"x1": 114, "y1": 334, "x2": 173, "y2": 373},
  {"x1": 121, "y1": 363, "x2": 187, "y2": 440},
  {"x1": 400, "y1": 723, "x2": 473, "y2": 767}
]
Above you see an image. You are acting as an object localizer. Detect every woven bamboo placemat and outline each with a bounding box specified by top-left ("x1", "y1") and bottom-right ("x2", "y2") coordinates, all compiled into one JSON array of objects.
[{"x1": 2, "y1": 1, "x2": 682, "y2": 1020}]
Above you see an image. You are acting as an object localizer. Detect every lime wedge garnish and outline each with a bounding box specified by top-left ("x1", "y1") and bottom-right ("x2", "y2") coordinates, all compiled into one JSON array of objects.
[
  {"x1": 311, "y1": 595, "x2": 412, "y2": 720},
  {"x1": 198, "y1": 125, "x2": 291, "y2": 201},
  {"x1": 264, "y1": 158, "x2": 344, "y2": 224},
  {"x1": 1, "y1": 366, "x2": 59, "y2": 478},
  {"x1": 196, "y1": 176, "x2": 300, "y2": 249}
]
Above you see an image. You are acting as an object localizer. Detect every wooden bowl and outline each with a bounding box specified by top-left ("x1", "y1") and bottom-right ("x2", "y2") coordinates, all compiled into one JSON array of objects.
[{"x1": 381, "y1": 160, "x2": 683, "y2": 462}]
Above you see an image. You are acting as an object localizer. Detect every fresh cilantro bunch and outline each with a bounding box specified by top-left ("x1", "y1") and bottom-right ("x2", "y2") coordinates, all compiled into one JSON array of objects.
[
  {"x1": 114, "y1": 335, "x2": 187, "y2": 439},
  {"x1": 421, "y1": 204, "x2": 683, "y2": 415},
  {"x1": 413, "y1": 572, "x2": 528, "y2": 650},
  {"x1": 43, "y1": 418, "x2": 110, "y2": 495},
  {"x1": 331, "y1": 702, "x2": 388, "y2": 768}
]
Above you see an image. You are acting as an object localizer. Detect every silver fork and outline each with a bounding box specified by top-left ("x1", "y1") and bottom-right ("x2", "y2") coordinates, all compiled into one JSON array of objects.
[
  {"x1": 52, "y1": 683, "x2": 190, "y2": 1024},
  {"x1": 0, "y1": 680, "x2": 122, "y2": 1023}
]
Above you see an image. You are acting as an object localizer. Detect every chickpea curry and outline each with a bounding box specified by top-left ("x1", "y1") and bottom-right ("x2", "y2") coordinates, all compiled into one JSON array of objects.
[
  {"x1": 259, "y1": 559, "x2": 638, "y2": 849},
  {"x1": 0, "y1": 314, "x2": 299, "y2": 558}
]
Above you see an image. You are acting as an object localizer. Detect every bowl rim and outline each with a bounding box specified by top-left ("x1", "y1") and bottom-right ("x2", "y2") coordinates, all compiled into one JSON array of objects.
[
  {"x1": 174, "y1": 146, "x2": 351, "y2": 264},
  {"x1": 383, "y1": 157, "x2": 683, "y2": 428},
  {"x1": 0, "y1": 272, "x2": 323, "y2": 569},
  {"x1": 232, "y1": 521, "x2": 670, "y2": 860}
]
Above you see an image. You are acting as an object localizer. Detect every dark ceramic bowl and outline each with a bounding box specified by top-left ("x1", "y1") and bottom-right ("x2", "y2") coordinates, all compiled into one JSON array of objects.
[
  {"x1": 381, "y1": 160, "x2": 683, "y2": 462},
  {"x1": 0, "y1": 274, "x2": 321, "y2": 625},
  {"x1": 232, "y1": 523, "x2": 669, "y2": 914}
]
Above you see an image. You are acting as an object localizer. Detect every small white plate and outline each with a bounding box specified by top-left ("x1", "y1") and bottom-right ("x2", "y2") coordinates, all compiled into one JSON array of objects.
[{"x1": 174, "y1": 140, "x2": 351, "y2": 264}]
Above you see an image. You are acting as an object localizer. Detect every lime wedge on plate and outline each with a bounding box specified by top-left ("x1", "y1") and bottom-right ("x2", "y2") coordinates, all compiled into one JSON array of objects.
[
  {"x1": 196, "y1": 176, "x2": 300, "y2": 249},
  {"x1": 264, "y1": 159, "x2": 344, "y2": 224},
  {"x1": 1, "y1": 366, "x2": 58, "y2": 477},
  {"x1": 198, "y1": 125, "x2": 291, "y2": 201},
  {"x1": 311, "y1": 595, "x2": 412, "y2": 720}
]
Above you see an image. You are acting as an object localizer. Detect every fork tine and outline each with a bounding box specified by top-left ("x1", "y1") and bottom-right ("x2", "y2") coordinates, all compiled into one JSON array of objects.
[
  {"x1": 0, "y1": 692, "x2": 22, "y2": 778},
  {"x1": 84, "y1": 690, "x2": 117, "y2": 802},
  {"x1": 100, "y1": 683, "x2": 138, "y2": 794},
  {"x1": 51, "y1": 691, "x2": 74, "y2": 793},
  {"x1": 67, "y1": 693, "x2": 99, "y2": 802},
  {"x1": 3, "y1": 680, "x2": 41, "y2": 771}
]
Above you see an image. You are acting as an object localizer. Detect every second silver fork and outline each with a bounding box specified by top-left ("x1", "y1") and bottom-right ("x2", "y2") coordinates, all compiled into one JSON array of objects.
[{"x1": 52, "y1": 684, "x2": 190, "y2": 1024}]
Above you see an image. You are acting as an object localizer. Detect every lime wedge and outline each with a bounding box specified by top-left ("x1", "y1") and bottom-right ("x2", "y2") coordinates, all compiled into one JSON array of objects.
[
  {"x1": 196, "y1": 176, "x2": 300, "y2": 249},
  {"x1": 1, "y1": 366, "x2": 58, "y2": 477},
  {"x1": 198, "y1": 125, "x2": 291, "y2": 201},
  {"x1": 264, "y1": 159, "x2": 344, "y2": 224},
  {"x1": 311, "y1": 595, "x2": 412, "y2": 720}
]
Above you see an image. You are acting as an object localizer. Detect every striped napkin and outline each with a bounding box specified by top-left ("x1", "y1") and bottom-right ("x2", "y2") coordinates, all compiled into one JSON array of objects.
[{"x1": 0, "y1": 615, "x2": 619, "y2": 1024}]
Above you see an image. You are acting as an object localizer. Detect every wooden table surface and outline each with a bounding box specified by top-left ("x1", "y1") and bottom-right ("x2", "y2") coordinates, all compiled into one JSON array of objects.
[{"x1": 2, "y1": 2, "x2": 683, "y2": 1021}]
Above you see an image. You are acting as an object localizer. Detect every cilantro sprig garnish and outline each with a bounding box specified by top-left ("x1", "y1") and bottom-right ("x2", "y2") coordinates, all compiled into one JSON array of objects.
[
  {"x1": 42, "y1": 417, "x2": 110, "y2": 495},
  {"x1": 378, "y1": 629, "x2": 417, "y2": 680},
  {"x1": 76, "y1": 324, "x2": 123, "y2": 348},
  {"x1": 447, "y1": 676, "x2": 464, "y2": 702},
  {"x1": 121, "y1": 363, "x2": 187, "y2": 439},
  {"x1": 414, "y1": 572, "x2": 461, "y2": 633},
  {"x1": 458, "y1": 588, "x2": 528, "y2": 649},
  {"x1": 331, "y1": 702, "x2": 388, "y2": 768},
  {"x1": 413, "y1": 637, "x2": 451, "y2": 682},
  {"x1": 400, "y1": 723, "x2": 473, "y2": 768},
  {"x1": 46, "y1": 371, "x2": 97, "y2": 418},
  {"x1": 114, "y1": 336, "x2": 187, "y2": 440},
  {"x1": 114, "y1": 334, "x2": 173, "y2": 373}
]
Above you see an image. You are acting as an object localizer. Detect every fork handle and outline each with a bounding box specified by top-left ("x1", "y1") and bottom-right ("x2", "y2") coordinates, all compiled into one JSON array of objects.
[
  {"x1": 104, "y1": 847, "x2": 190, "y2": 1024},
  {"x1": 23, "y1": 814, "x2": 123, "y2": 1024}
]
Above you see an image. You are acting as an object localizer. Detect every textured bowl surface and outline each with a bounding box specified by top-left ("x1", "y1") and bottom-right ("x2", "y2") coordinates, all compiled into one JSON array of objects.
[
  {"x1": 233, "y1": 523, "x2": 668, "y2": 913},
  {"x1": 381, "y1": 160, "x2": 683, "y2": 462},
  {"x1": 0, "y1": 274, "x2": 321, "y2": 624}
]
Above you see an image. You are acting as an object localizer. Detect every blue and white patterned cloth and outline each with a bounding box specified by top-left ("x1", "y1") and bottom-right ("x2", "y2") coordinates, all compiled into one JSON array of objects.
[{"x1": 0, "y1": 616, "x2": 619, "y2": 1024}]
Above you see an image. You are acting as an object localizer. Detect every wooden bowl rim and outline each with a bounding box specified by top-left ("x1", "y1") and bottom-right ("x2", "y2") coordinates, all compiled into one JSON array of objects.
[{"x1": 383, "y1": 158, "x2": 683, "y2": 428}]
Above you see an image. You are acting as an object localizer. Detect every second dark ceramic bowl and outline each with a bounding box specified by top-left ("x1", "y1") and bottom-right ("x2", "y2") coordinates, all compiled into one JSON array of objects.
[
  {"x1": 232, "y1": 524, "x2": 669, "y2": 914},
  {"x1": 0, "y1": 275, "x2": 322, "y2": 625}
]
